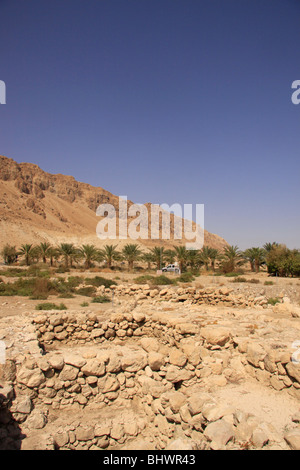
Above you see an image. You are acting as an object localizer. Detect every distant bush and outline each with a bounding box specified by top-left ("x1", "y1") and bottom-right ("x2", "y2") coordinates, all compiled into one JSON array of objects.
[
  {"x1": 231, "y1": 277, "x2": 260, "y2": 284},
  {"x1": 1, "y1": 244, "x2": 17, "y2": 265},
  {"x1": 178, "y1": 272, "x2": 195, "y2": 283},
  {"x1": 30, "y1": 278, "x2": 53, "y2": 299},
  {"x1": 85, "y1": 276, "x2": 115, "y2": 289},
  {"x1": 231, "y1": 277, "x2": 247, "y2": 283},
  {"x1": 91, "y1": 295, "x2": 110, "y2": 303},
  {"x1": 134, "y1": 275, "x2": 155, "y2": 284},
  {"x1": 26, "y1": 265, "x2": 50, "y2": 278},
  {"x1": 267, "y1": 297, "x2": 280, "y2": 306},
  {"x1": 66, "y1": 276, "x2": 83, "y2": 288},
  {"x1": 0, "y1": 278, "x2": 36, "y2": 297},
  {"x1": 0, "y1": 268, "x2": 28, "y2": 277},
  {"x1": 35, "y1": 302, "x2": 67, "y2": 310},
  {"x1": 134, "y1": 274, "x2": 176, "y2": 286},
  {"x1": 150, "y1": 275, "x2": 176, "y2": 286},
  {"x1": 264, "y1": 281, "x2": 274, "y2": 286},
  {"x1": 55, "y1": 266, "x2": 70, "y2": 273},
  {"x1": 76, "y1": 286, "x2": 97, "y2": 297},
  {"x1": 266, "y1": 246, "x2": 300, "y2": 277},
  {"x1": 80, "y1": 301, "x2": 89, "y2": 307}
]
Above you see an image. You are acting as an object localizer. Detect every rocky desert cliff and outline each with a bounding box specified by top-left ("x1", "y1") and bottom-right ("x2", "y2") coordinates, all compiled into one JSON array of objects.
[{"x1": 0, "y1": 155, "x2": 228, "y2": 251}]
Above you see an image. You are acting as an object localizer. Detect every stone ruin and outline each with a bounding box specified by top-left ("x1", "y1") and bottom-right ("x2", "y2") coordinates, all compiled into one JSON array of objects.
[{"x1": 0, "y1": 284, "x2": 300, "y2": 450}]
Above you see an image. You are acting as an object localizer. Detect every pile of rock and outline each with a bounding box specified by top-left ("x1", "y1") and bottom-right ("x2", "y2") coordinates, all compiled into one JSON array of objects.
[
  {"x1": 234, "y1": 338, "x2": 300, "y2": 400},
  {"x1": 33, "y1": 311, "x2": 200, "y2": 346},
  {"x1": 1, "y1": 303, "x2": 300, "y2": 450},
  {"x1": 19, "y1": 312, "x2": 300, "y2": 404},
  {"x1": 143, "y1": 389, "x2": 298, "y2": 450},
  {"x1": 0, "y1": 383, "x2": 25, "y2": 450},
  {"x1": 108, "y1": 284, "x2": 269, "y2": 308},
  {"x1": 51, "y1": 415, "x2": 148, "y2": 450}
]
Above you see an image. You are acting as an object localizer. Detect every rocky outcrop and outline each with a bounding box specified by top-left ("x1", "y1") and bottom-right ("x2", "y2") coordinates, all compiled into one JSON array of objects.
[{"x1": 0, "y1": 154, "x2": 228, "y2": 250}]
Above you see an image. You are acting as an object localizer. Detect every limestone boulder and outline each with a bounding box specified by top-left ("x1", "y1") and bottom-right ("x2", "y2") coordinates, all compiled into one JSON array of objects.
[
  {"x1": 200, "y1": 327, "x2": 231, "y2": 347},
  {"x1": 17, "y1": 366, "x2": 46, "y2": 388},
  {"x1": 121, "y1": 351, "x2": 147, "y2": 372},
  {"x1": 81, "y1": 359, "x2": 106, "y2": 377},
  {"x1": 204, "y1": 418, "x2": 234, "y2": 448}
]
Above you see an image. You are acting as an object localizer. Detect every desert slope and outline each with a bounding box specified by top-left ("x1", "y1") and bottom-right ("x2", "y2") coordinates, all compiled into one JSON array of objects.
[{"x1": 0, "y1": 155, "x2": 228, "y2": 251}]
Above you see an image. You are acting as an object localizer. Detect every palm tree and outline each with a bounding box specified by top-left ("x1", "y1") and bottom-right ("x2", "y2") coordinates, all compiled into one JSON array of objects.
[
  {"x1": 207, "y1": 248, "x2": 220, "y2": 272},
  {"x1": 122, "y1": 244, "x2": 142, "y2": 271},
  {"x1": 58, "y1": 243, "x2": 77, "y2": 269},
  {"x1": 37, "y1": 242, "x2": 52, "y2": 264},
  {"x1": 244, "y1": 247, "x2": 266, "y2": 273},
  {"x1": 220, "y1": 245, "x2": 245, "y2": 273},
  {"x1": 263, "y1": 242, "x2": 279, "y2": 253},
  {"x1": 98, "y1": 244, "x2": 121, "y2": 269},
  {"x1": 164, "y1": 249, "x2": 176, "y2": 265},
  {"x1": 142, "y1": 252, "x2": 154, "y2": 271},
  {"x1": 79, "y1": 244, "x2": 99, "y2": 269},
  {"x1": 174, "y1": 246, "x2": 188, "y2": 273},
  {"x1": 243, "y1": 248, "x2": 255, "y2": 272},
  {"x1": 149, "y1": 246, "x2": 166, "y2": 271},
  {"x1": 48, "y1": 246, "x2": 60, "y2": 267},
  {"x1": 186, "y1": 249, "x2": 199, "y2": 272},
  {"x1": 198, "y1": 247, "x2": 211, "y2": 271},
  {"x1": 18, "y1": 244, "x2": 34, "y2": 266}
]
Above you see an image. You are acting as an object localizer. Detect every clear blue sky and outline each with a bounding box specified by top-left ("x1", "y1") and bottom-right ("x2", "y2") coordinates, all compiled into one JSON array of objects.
[{"x1": 0, "y1": 0, "x2": 299, "y2": 249}]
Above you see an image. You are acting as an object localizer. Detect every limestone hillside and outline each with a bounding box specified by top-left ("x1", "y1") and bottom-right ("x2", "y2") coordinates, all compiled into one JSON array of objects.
[{"x1": 0, "y1": 155, "x2": 228, "y2": 251}]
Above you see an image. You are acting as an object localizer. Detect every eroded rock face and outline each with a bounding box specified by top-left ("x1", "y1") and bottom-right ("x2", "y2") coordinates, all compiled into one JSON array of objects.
[{"x1": 0, "y1": 154, "x2": 228, "y2": 250}]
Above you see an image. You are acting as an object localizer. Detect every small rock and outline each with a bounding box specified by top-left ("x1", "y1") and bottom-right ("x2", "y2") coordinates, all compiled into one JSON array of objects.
[
  {"x1": 204, "y1": 418, "x2": 234, "y2": 448},
  {"x1": 284, "y1": 429, "x2": 300, "y2": 450}
]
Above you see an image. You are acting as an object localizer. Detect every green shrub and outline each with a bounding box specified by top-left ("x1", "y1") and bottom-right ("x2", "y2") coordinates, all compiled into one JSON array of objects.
[
  {"x1": 76, "y1": 286, "x2": 97, "y2": 297},
  {"x1": 178, "y1": 272, "x2": 195, "y2": 283},
  {"x1": 264, "y1": 281, "x2": 274, "y2": 286},
  {"x1": 134, "y1": 275, "x2": 155, "y2": 284},
  {"x1": 91, "y1": 295, "x2": 110, "y2": 303},
  {"x1": 30, "y1": 278, "x2": 53, "y2": 299},
  {"x1": 55, "y1": 266, "x2": 70, "y2": 273},
  {"x1": 266, "y1": 246, "x2": 300, "y2": 277},
  {"x1": 151, "y1": 275, "x2": 176, "y2": 286},
  {"x1": 35, "y1": 302, "x2": 67, "y2": 310},
  {"x1": 51, "y1": 277, "x2": 82, "y2": 297},
  {"x1": 231, "y1": 277, "x2": 247, "y2": 283},
  {"x1": 26, "y1": 265, "x2": 50, "y2": 278},
  {"x1": 0, "y1": 268, "x2": 28, "y2": 277},
  {"x1": 0, "y1": 278, "x2": 36, "y2": 296},
  {"x1": 80, "y1": 301, "x2": 89, "y2": 307},
  {"x1": 85, "y1": 276, "x2": 115, "y2": 288},
  {"x1": 58, "y1": 293, "x2": 75, "y2": 298},
  {"x1": 66, "y1": 276, "x2": 83, "y2": 288},
  {"x1": 267, "y1": 297, "x2": 280, "y2": 306}
]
